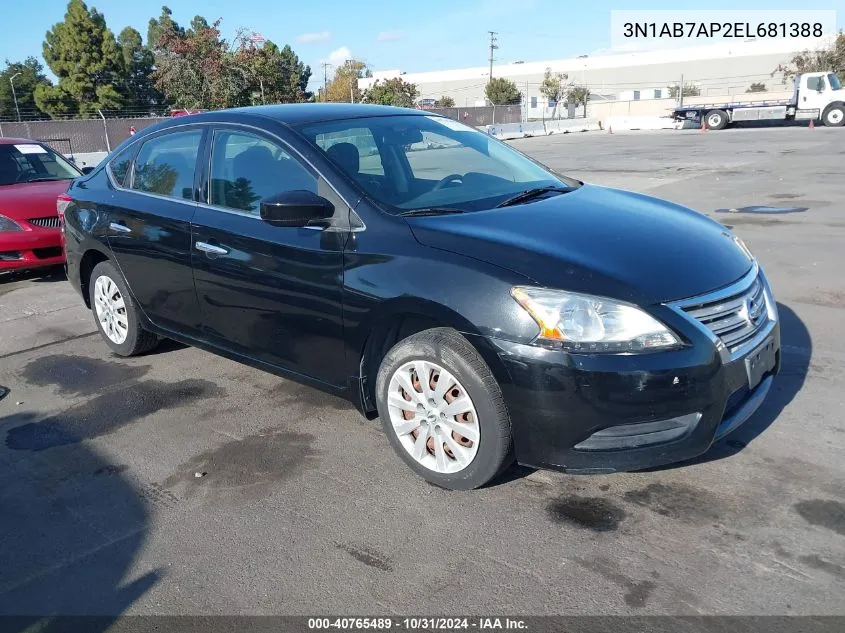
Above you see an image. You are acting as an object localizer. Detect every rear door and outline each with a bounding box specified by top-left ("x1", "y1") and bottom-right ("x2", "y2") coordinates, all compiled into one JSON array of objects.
[
  {"x1": 191, "y1": 125, "x2": 348, "y2": 386},
  {"x1": 105, "y1": 126, "x2": 205, "y2": 334}
]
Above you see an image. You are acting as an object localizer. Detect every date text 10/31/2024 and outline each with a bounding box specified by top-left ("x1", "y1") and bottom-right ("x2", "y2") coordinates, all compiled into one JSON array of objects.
[
  {"x1": 623, "y1": 22, "x2": 823, "y2": 39},
  {"x1": 307, "y1": 618, "x2": 528, "y2": 630}
]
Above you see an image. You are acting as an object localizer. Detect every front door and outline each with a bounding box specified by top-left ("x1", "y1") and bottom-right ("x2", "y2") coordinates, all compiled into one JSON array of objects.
[
  {"x1": 801, "y1": 74, "x2": 829, "y2": 117},
  {"x1": 105, "y1": 127, "x2": 205, "y2": 334},
  {"x1": 191, "y1": 127, "x2": 347, "y2": 387}
]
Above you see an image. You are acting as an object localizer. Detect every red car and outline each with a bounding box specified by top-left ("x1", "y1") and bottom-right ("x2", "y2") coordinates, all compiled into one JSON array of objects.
[{"x1": 0, "y1": 137, "x2": 83, "y2": 272}]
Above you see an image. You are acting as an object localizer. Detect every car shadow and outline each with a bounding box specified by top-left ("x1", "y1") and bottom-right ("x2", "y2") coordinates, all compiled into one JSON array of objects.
[
  {"x1": 0, "y1": 266, "x2": 66, "y2": 285},
  {"x1": 653, "y1": 301, "x2": 810, "y2": 469},
  {"x1": 0, "y1": 407, "x2": 160, "y2": 629}
]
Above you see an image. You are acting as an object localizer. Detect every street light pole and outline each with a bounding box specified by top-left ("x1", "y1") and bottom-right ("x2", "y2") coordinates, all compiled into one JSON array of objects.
[{"x1": 10, "y1": 72, "x2": 22, "y2": 122}]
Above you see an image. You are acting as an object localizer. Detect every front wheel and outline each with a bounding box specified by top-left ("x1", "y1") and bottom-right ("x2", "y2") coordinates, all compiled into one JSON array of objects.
[
  {"x1": 375, "y1": 328, "x2": 513, "y2": 490},
  {"x1": 822, "y1": 105, "x2": 844, "y2": 127},
  {"x1": 89, "y1": 260, "x2": 159, "y2": 356},
  {"x1": 704, "y1": 109, "x2": 729, "y2": 130}
]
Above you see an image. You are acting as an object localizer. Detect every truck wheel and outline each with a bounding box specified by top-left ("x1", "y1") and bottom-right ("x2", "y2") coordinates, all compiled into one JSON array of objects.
[
  {"x1": 704, "y1": 110, "x2": 728, "y2": 130},
  {"x1": 822, "y1": 105, "x2": 844, "y2": 127}
]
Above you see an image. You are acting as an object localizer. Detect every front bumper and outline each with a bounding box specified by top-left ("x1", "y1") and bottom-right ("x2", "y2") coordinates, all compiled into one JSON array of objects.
[
  {"x1": 0, "y1": 229, "x2": 64, "y2": 271},
  {"x1": 481, "y1": 276, "x2": 780, "y2": 474}
]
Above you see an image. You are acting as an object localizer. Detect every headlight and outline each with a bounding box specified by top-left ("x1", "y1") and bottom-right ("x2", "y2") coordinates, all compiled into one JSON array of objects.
[
  {"x1": 511, "y1": 287, "x2": 681, "y2": 352},
  {"x1": 0, "y1": 214, "x2": 23, "y2": 233}
]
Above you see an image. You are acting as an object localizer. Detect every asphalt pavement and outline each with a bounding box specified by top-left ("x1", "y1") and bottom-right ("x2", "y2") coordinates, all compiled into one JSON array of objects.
[{"x1": 1, "y1": 126, "x2": 843, "y2": 618}]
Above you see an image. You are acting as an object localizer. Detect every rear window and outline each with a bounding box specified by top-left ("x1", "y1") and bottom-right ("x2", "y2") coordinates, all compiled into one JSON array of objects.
[
  {"x1": 0, "y1": 143, "x2": 80, "y2": 186},
  {"x1": 108, "y1": 143, "x2": 138, "y2": 187}
]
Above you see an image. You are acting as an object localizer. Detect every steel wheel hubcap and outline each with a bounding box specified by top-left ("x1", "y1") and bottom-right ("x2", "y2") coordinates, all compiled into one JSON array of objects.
[
  {"x1": 387, "y1": 360, "x2": 479, "y2": 474},
  {"x1": 93, "y1": 275, "x2": 128, "y2": 344},
  {"x1": 829, "y1": 110, "x2": 843, "y2": 124},
  {"x1": 708, "y1": 114, "x2": 721, "y2": 126}
]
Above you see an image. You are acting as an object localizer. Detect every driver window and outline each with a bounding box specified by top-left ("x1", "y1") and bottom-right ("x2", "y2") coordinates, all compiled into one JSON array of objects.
[
  {"x1": 315, "y1": 128, "x2": 385, "y2": 177},
  {"x1": 806, "y1": 76, "x2": 825, "y2": 91},
  {"x1": 210, "y1": 130, "x2": 317, "y2": 215}
]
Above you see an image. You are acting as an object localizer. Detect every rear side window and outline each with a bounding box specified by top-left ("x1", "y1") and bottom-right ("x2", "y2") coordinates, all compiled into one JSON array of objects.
[
  {"x1": 108, "y1": 144, "x2": 137, "y2": 187},
  {"x1": 131, "y1": 130, "x2": 202, "y2": 200},
  {"x1": 209, "y1": 130, "x2": 317, "y2": 215}
]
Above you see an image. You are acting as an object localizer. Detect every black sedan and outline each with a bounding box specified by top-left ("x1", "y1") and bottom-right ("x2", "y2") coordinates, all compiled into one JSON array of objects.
[{"x1": 62, "y1": 104, "x2": 780, "y2": 490}]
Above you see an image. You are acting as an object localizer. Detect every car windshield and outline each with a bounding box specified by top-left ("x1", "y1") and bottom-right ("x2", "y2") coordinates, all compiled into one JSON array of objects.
[
  {"x1": 0, "y1": 143, "x2": 80, "y2": 186},
  {"x1": 298, "y1": 115, "x2": 579, "y2": 213},
  {"x1": 829, "y1": 73, "x2": 842, "y2": 91}
]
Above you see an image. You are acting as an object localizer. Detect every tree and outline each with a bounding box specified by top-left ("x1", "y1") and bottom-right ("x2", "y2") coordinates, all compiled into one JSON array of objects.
[
  {"x1": 0, "y1": 57, "x2": 52, "y2": 120},
  {"x1": 117, "y1": 27, "x2": 163, "y2": 111},
  {"x1": 152, "y1": 17, "x2": 250, "y2": 109},
  {"x1": 485, "y1": 77, "x2": 520, "y2": 105},
  {"x1": 667, "y1": 82, "x2": 701, "y2": 99},
  {"x1": 435, "y1": 96, "x2": 454, "y2": 107},
  {"x1": 776, "y1": 30, "x2": 844, "y2": 79},
  {"x1": 566, "y1": 85, "x2": 590, "y2": 117},
  {"x1": 539, "y1": 67, "x2": 569, "y2": 118},
  {"x1": 362, "y1": 78, "x2": 419, "y2": 107},
  {"x1": 746, "y1": 82, "x2": 767, "y2": 93},
  {"x1": 325, "y1": 59, "x2": 368, "y2": 103},
  {"x1": 234, "y1": 35, "x2": 311, "y2": 104},
  {"x1": 148, "y1": 5, "x2": 183, "y2": 51},
  {"x1": 36, "y1": 0, "x2": 124, "y2": 117}
]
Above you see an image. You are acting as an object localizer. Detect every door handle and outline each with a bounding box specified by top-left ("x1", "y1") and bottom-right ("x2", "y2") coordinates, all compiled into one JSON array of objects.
[
  {"x1": 195, "y1": 241, "x2": 229, "y2": 256},
  {"x1": 109, "y1": 222, "x2": 131, "y2": 233}
]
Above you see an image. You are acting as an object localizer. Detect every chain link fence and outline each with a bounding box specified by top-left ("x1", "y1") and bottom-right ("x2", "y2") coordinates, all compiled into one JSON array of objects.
[
  {"x1": 0, "y1": 105, "x2": 522, "y2": 155},
  {"x1": 0, "y1": 117, "x2": 165, "y2": 154}
]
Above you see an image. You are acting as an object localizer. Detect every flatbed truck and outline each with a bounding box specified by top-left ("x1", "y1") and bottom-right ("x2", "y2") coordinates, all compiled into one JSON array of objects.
[{"x1": 673, "y1": 71, "x2": 844, "y2": 130}]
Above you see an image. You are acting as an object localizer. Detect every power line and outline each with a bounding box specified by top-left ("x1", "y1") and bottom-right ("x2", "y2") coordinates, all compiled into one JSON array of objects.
[
  {"x1": 488, "y1": 31, "x2": 498, "y2": 82},
  {"x1": 321, "y1": 62, "x2": 333, "y2": 100}
]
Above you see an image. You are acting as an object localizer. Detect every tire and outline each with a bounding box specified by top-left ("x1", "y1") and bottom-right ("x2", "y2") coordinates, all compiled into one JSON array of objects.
[
  {"x1": 375, "y1": 327, "x2": 513, "y2": 490},
  {"x1": 704, "y1": 110, "x2": 728, "y2": 130},
  {"x1": 88, "y1": 260, "x2": 159, "y2": 357},
  {"x1": 822, "y1": 104, "x2": 844, "y2": 127}
]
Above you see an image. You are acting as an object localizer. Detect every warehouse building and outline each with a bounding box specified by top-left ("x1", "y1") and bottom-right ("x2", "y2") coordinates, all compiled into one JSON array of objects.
[{"x1": 358, "y1": 35, "x2": 832, "y2": 119}]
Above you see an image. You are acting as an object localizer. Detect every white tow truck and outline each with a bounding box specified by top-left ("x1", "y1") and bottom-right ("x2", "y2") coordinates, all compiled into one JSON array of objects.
[{"x1": 673, "y1": 71, "x2": 844, "y2": 130}]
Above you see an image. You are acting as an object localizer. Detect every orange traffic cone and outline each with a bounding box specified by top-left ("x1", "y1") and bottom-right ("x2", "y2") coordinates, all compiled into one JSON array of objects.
[
  {"x1": 809, "y1": 119, "x2": 815, "y2": 129},
  {"x1": 700, "y1": 121, "x2": 706, "y2": 133},
  {"x1": 608, "y1": 125, "x2": 613, "y2": 134}
]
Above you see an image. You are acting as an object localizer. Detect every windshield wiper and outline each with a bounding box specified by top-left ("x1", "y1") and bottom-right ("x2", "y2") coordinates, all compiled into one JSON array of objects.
[
  {"x1": 399, "y1": 207, "x2": 465, "y2": 217},
  {"x1": 24, "y1": 177, "x2": 67, "y2": 183},
  {"x1": 495, "y1": 185, "x2": 575, "y2": 208}
]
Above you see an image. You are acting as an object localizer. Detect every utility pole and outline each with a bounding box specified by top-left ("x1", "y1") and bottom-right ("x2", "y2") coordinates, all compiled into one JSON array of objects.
[
  {"x1": 487, "y1": 31, "x2": 498, "y2": 82},
  {"x1": 321, "y1": 62, "x2": 332, "y2": 101},
  {"x1": 10, "y1": 72, "x2": 22, "y2": 122}
]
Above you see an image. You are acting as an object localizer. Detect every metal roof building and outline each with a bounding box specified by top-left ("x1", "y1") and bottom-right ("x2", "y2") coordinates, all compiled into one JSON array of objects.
[{"x1": 359, "y1": 36, "x2": 832, "y2": 113}]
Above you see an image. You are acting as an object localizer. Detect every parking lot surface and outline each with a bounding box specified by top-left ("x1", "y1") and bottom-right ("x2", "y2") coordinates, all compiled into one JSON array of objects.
[{"x1": 1, "y1": 127, "x2": 843, "y2": 616}]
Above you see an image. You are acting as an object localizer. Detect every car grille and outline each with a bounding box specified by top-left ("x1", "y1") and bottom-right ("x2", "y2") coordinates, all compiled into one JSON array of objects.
[
  {"x1": 680, "y1": 273, "x2": 768, "y2": 353},
  {"x1": 28, "y1": 216, "x2": 61, "y2": 228}
]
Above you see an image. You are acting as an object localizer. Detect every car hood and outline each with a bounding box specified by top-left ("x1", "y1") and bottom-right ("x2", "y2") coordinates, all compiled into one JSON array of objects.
[
  {"x1": 0, "y1": 180, "x2": 71, "y2": 221},
  {"x1": 407, "y1": 184, "x2": 753, "y2": 305}
]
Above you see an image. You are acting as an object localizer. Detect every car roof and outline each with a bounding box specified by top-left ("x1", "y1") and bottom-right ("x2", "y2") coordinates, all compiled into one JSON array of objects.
[
  {"x1": 163, "y1": 103, "x2": 429, "y2": 127},
  {"x1": 0, "y1": 137, "x2": 45, "y2": 145}
]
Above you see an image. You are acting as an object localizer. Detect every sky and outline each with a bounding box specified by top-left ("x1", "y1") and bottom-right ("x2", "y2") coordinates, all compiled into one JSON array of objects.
[{"x1": 0, "y1": 0, "x2": 841, "y2": 91}]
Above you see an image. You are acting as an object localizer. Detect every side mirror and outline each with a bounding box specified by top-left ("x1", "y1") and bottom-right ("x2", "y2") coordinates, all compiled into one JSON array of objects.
[
  {"x1": 259, "y1": 190, "x2": 334, "y2": 227},
  {"x1": 81, "y1": 166, "x2": 96, "y2": 175}
]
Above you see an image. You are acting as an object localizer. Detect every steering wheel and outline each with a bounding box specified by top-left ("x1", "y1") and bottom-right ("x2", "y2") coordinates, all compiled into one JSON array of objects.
[{"x1": 432, "y1": 173, "x2": 464, "y2": 190}]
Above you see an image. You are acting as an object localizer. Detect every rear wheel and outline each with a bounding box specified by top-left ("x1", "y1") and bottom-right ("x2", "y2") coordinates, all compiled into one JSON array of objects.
[
  {"x1": 375, "y1": 328, "x2": 513, "y2": 490},
  {"x1": 89, "y1": 260, "x2": 159, "y2": 356},
  {"x1": 822, "y1": 105, "x2": 844, "y2": 127},
  {"x1": 704, "y1": 110, "x2": 728, "y2": 130}
]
